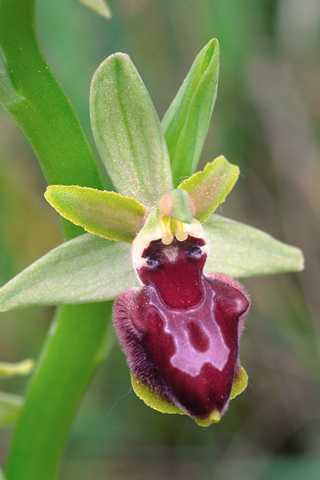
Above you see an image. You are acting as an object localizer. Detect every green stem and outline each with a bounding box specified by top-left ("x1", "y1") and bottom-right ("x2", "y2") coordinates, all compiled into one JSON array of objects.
[
  {"x1": 0, "y1": 0, "x2": 105, "y2": 199},
  {"x1": 6, "y1": 303, "x2": 112, "y2": 480},
  {"x1": 0, "y1": 1, "x2": 113, "y2": 479}
]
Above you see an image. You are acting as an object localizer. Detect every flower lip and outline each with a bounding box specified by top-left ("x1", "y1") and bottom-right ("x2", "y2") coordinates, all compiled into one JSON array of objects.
[
  {"x1": 113, "y1": 264, "x2": 250, "y2": 421},
  {"x1": 137, "y1": 235, "x2": 208, "y2": 310}
]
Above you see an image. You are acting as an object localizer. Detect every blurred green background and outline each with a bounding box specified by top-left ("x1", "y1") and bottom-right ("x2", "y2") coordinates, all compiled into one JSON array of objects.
[{"x1": 0, "y1": 0, "x2": 319, "y2": 479}]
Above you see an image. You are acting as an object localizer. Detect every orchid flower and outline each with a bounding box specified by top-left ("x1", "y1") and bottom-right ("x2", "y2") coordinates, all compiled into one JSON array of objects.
[{"x1": 0, "y1": 39, "x2": 303, "y2": 426}]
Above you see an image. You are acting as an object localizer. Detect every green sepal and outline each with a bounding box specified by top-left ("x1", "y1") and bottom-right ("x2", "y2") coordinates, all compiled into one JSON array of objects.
[
  {"x1": 158, "y1": 189, "x2": 195, "y2": 224},
  {"x1": 179, "y1": 156, "x2": 239, "y2": 222},
  {"x1": 0, "y1": 360, "x2": 34, "y2": 379},
  {"x1": 90, "y1": 53, "x2": 173, "y2": 208},
  {"x1": 162, "y1": 39, "x2": 220, "y2": 185},
  {"x1": 0, "y1": 392, "x2": 23, "y2": 427},
  {"x1": 0, "y1": 234, "x2": 139, "y2": 311},
  {"x1": 45, "y1": 185, "x2": 148, "y2": 243},
  {"x1": 77, "y1": 0, "x2": 112, "y2": 19},
  {"x1": 204, "y1": 214, "x2": 304, "y2": 278}
]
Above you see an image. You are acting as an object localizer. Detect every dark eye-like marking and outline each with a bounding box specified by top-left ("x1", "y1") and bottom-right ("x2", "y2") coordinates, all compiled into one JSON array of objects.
[
  {"x1": 186, "y1": 244, "x2": 203, "y2": 259},
  {"x1": 145, "y1": 253, "x2": 161, "y2": 269}
]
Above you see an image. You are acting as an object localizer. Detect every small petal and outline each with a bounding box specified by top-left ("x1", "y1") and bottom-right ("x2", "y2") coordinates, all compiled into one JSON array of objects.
[
  {"x1": 178, "y1": 156, "x2": 239, "y2": 222},
  {"x1": 45, "y1": 185, "x2": 148, "y2": 243}
]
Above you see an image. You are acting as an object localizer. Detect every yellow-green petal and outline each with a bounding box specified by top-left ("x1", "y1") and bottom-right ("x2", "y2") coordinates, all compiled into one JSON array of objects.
[
  {"x1": 178, "y1": 156, "x2": 239, "y2": 222},
  {"x1": 45, "y1": 185, "x2": 148, "y2": 243}
]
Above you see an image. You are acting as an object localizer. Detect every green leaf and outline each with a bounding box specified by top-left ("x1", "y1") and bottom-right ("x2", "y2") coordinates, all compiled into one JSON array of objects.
[
  {"x1": 203, "y1": 214, "x2": 304, "y2": 278},
  {"x1": 0, "y1": 392, "x2": 23, "y2": 427},
  {"x1": 45, "y1": 186, "x2": 148, "y2": 243},
  {"x1": 0, "y1": 360, "x2": 34, "y2": 379},
  {"x1": 158, "y1": 189, "x2": 195, "y2": 224},
  {"x1": 0, "y1": 234, "x2": 139, "y2": 311},
  {"x1": 162, "y1": 39, "x2": 220, "y2": 185},
  {"x1": 90, "y1": 53, "x2": 173, "y2": 208},
  {"x1": 178, "y1": 156, "x2": 239, "y2": 222},
  {"x1": 77, "y1": 0, "x2": 112, "y2": 19}
]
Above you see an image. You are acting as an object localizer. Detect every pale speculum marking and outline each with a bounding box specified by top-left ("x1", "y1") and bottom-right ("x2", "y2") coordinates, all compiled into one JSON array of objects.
[{"x1": 149, "y1": 280, "x2": 229, "y2": 377}]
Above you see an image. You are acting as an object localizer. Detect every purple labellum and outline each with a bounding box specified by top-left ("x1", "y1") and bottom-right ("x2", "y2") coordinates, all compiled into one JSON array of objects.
[{"x1": 113, "y1": 234, "x2": 250, "y2": 422}]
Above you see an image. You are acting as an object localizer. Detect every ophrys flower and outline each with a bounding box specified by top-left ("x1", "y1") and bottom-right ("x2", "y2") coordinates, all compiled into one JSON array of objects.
[{"x1": 0, "y1": 40, "x2": 304, "y2": 426}]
